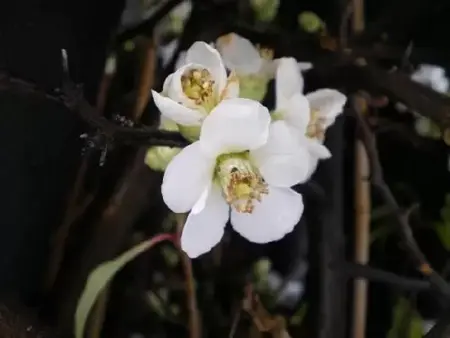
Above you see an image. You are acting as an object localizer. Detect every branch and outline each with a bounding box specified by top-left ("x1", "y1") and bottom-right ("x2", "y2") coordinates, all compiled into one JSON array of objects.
[
  {"x1": 175, "y1": 214, "x2": 201, "y2": 338},
  {"x1": 351, "y1": 94, "x2": 450, "y2": 298},
  {"x1": 0, "y1": 71, "x2": 189, "y2": 147},
  {"x1": 332, "y1": 261, "x2": 431, "y2": 292}
]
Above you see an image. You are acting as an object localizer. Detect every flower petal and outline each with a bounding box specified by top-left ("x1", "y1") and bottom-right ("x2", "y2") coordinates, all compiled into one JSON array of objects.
[
  {"x1": 200, "y1": 98, "x2": 270, "y2": 156},
  {"x1": 219, "y1": 71, "x2": 240, "y2": 101},
  {"x1": 283, "y1": 93, "x2": 310, "y2": 134},
  {"x1": 231, "y1": 187, "x2": 303, "y2": 243},
  {"x1": 305, "y1": 137, "x2": 331, "y2": 159},
  {"x1": 185, "y1": 41, "x2": 227, "y2": 94},
  {"x1": 181, "y1": 185, "x2": 229, "y2": 258},
  {"x1": 162, "y1": 141, "x2": 215, "y2": 213},
  {"x1": 276, "y1": 57, "x2": 304, "y2": 110},
  {"x1": 216, "y1": 33, "x2": 262, "y2": 75},
  {"x1": 251, "y1": 121, "x2": 311, "y2": 187},
  {"x1": 306, "y1": 89, "x2": 347, "y2": 128},
  {"x1": 152, "y1": 90, "x2": 204, "y2": 126}
]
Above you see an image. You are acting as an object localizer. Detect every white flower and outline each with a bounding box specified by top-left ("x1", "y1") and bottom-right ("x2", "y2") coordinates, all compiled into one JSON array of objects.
[
  {"x1": 152, "y1": 41, "x2": 239, "y2": 128},
  {"x1": 272, "y1": 57, "x2": 347, "y2": 177},
  {"x1": 411, "y1": 64, "x2": 449, "y2": 94},
  {"x1": 162, "y1": 98, "x2": 310, "y2": 258},
  {"x1": 215, "y1": 33, "x2": 313, "y2": 101},
  {"x1": 216, "y1": 33, "x2": 276, "y2": 78}
]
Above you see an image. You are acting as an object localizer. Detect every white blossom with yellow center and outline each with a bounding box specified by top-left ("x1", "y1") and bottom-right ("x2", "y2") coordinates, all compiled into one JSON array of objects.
[
  {"x1": 162, "y1": 98, "x2": 311, "y2": 258},
  {"x1": 152, "y1": 41, "x2": 239, "y2": 129},
  {"x1": 272, "y1": 57, "x2": 347, "y2": 179}
]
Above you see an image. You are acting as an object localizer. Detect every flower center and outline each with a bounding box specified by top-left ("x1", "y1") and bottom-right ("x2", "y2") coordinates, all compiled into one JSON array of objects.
[
  {"x1": 181, "y1": 68, "x2": 216, "y2": 111},
  {"x1": 215, "y1": 153, "x2": 268, "y2": 213},
  {"x1": 306, "y1": 109, "x2": 327, "y2": 141}
]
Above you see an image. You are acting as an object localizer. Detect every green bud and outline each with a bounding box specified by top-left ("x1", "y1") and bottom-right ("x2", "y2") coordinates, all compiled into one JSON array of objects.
[
  {"x1": 298, "y1": 11, "x2": 326, "y2": 34},
  {"x1": 178, "y1": 125, "x2": 201, "y2": 142},
  {"x1": 145, "y1": 146, "x2": 181, "y2": 172},
  {"x1": 250, "y1": 0, "x2": 280, "y2": 22}
]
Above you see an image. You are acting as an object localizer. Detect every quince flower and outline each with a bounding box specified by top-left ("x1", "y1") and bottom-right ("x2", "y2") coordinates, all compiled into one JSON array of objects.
[
  {"x1": 215, "y1": 33, "x2": 275, "y2": 101},
  {"x1": 152, "y1": 41, "x2": 238, "y2": 128},
  {"x1": 216, "y1": 33, "x2": 312, "y2": 101},
  {"x1": 162, "y1": 98, "x2": 310, "y2": 258},
  {"x1": 272, "y1": 57, "x2": 347, "y2": 177}
]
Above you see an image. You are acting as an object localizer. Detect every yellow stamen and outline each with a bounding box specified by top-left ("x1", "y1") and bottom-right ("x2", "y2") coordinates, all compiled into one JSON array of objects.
[
  {"x1": 181, "y1": 68, "x2": 215, "y2": 110},
  {"x1": 215, "y1": 153, "x2": 268, "y2": 213},
  {"x1": 306, "y1": 109, "x2": 327, "y2": 141}
]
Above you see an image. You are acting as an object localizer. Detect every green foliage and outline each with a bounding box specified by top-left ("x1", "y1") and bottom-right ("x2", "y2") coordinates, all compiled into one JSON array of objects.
[
  {"x1": 387, "y1": 297, "x2": 423, "y2": 338},
  {"x1": 434, "y1": 194, "x2": 450, "y2": 251},
  {"x1": 74, "y1": 234, "x2": 172, "y2": 338}
]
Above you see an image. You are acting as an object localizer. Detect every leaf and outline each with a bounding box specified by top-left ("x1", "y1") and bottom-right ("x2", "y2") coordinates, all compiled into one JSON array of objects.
[
  {"x1": 435, "y1": 221, "x2": 450, "y2": 251},
  {"x1": 387, "y1": 297, "x2": 423, "y2": 338},
  {"x1": 74, "y1": 233, "x2": 173, "y2": 338}
]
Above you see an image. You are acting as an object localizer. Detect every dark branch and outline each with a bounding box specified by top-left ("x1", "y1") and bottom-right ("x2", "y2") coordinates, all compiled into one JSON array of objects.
[
  {"x1": 0, "y1": 71, "x2": 189, "y2": 148},
  {"x1": 351, "y1": 95, "x2": 450, "y2": 299},
  {"x1": 332, "y1": 261, "x2": 431, "y2": 292}
]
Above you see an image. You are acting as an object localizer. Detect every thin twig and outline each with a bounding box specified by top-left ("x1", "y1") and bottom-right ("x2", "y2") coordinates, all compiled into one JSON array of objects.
[
  {"x1": 351, "y1": 94, "x2": 450, "y2": 298},
  {"x1": 0, "y1": 71, "x2": 188, "y2": 147},
  {"x1": 332, "y1": 261, "x2": 431, "y2": 291},
  {"x1": 175, "y1": 214, "x2": 201, "y2": 338},
  {"x1": 350, "y1": 1, "x2": 371, "y2": 335},
  {"x1": 132, "y1": 38, "x2": 156, "y2": 120}
]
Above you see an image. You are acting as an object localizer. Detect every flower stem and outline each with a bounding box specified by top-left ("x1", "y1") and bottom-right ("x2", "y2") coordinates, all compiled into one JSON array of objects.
[{"x1": 174, "y1": 213, "x2": 201, "y2": 338}]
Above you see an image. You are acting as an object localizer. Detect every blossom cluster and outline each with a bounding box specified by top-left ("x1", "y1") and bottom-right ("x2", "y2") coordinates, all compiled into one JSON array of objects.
[{"x1": 148, "y1": 33, "x2": 347, "y2": 258}]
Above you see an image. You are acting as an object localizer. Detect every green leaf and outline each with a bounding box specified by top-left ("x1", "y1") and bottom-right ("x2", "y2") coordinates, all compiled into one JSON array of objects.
[
  {"x1": 290, "y1": 302, "x2": 308, "y2": 326},
  {"x1": 435, "y1": 221, "x2": 450, "y2": 251},
  {"x1": 387, "y1": 297, "x2": 423, "y2": 338},
  {"x1": 74, "y1": 233, "x2": 173, "y2": 338}
]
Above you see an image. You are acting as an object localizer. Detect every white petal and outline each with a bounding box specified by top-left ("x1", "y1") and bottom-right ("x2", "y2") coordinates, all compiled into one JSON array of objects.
[
  {"x1": 231, "y1": 187, "x2": 303, "y2": 243},
  {"x1": 152, "y1": 90, "x2": 204, "y2": 126},
  {"x1": 180, "y1": 185, "x2": 229, "y2": 258},
  {"x1": 305, "y1": 156, "x2": 319, "y2": 178},
  {"x1": 432, "y1": 76, "x2": 449, "y2": 93},
  {"x1": 298, "y1": 62, "x2": 313, "y2": 72},
  {"x1": 306, "y1": 89, "x2": 347, "y2": 128},
  {"x1": 200, "y1": 98, "x2": 270, "y2": 156},
  {"x1": 282, "y1": 93, "x2": 310, "y2": 134},
  {"x1": 219, "y1": 71, "x2": 240, "y2": 101},
  {"x1": 305, "y1": 137, "x2": 331, "y2": 159},
  {"x1": 162, "y1": 74, "x2": 174, "y2": 94},
  {"x1": 185, "y1": 41, "x2": 227, "y2": 94},
  {"x1": 216, "y1": 33, "x2": 262, "y2": 74},
  {"x1": 251, "y1": 121, "x2": 311, "y2": 187},
  {"x1": 162, "y1": 142, "x2": 215, "y2": 213},
  {"x1": 276, "y1": 57, "x2": 304, "y2": 110}
]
